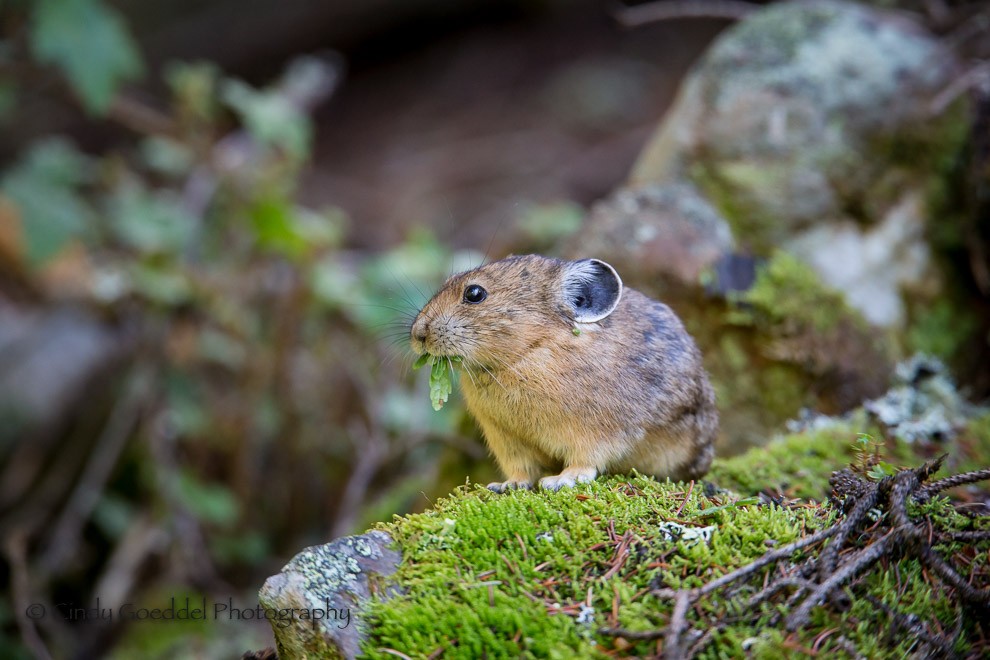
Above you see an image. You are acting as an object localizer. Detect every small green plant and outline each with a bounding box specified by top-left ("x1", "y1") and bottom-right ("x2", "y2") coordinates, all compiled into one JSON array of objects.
[
  {"x1": 413, "y1": 353, "x2": 462, "y2": 411},
  {"x1": 853, "y1": 433, "x2": 899, "y2": 480}
]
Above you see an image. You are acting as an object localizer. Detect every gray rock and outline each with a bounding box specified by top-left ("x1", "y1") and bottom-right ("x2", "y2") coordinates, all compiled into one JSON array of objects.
[
  {"x1": 259, "y1": 530, "x2": 402, "y2": 660},
  {"x1": 630, "y1": 0, "x2": 965, "y2": 328},
  {"x1": 784, "y1": 191, "x2": 932, "y2": 326},
  {"x1": 563, "y1": 183, "x2": 734, "y2": 290},
  {"x1": 0, "y1": 306, "x2": 121, "y2": 448}
]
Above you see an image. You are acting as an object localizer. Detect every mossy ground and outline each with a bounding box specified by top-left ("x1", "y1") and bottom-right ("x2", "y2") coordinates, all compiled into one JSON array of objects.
[
  {"x1": 366, "y1": 477, "x2": 826, "y2": 659},
  {"x1": 361, "y1": 413, "x2": 989, "y2": 658}
]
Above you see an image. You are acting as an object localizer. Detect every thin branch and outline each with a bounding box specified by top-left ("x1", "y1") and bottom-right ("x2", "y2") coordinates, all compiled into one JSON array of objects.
[
  {"x1": 818, "y1": 482, "x2": 882, "y2": 582},
  {"x1": 39, "y1": 366, "x2": 149, "y2": 571},
  {"x1": 4, "y1": 529, "x2": 54, "y2": 660},
  {"x1": 663, "y1": 589, "x2": 690, "y2": 660},
  {"x1": 330, "y1": 421, "x2": 389, "y2": 539},
  {"x1": 863, "y1": 594, "x2": 957, "y2": 659},
  {"x1": 917, "y1": 544, "x2": 990, "y2": 606},
  {"x1": 785, "y1": 533, "x2": 893, "y2": 631},
  {"x1": 917, "y1": 468, "x2": 990, "y2": 500},
  {"x1": 938, "y1": 530, "x2": 990, "y2": 542},
  {"x1": 107, "y1": 94, "x2": 177, "y2": 137},
  {"x1": 889, "y1": 470, "x2": 920, "y2": 532},
  {"x1": 654, "y1": 525, "x2": 839, "y2": 601},
  {"x1": 685, "y1": 625, "x2": 720, "y2": 658},
  {"x1": 597, "y1": 626, "x2": 666, "y2": 641},
  {"x1": 746, "y1": 577, "x2": 817, "y2": 609}
]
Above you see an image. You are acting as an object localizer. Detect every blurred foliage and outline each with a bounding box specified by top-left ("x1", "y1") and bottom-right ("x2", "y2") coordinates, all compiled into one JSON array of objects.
[
  {"x1": 1, "y1": 138, "x2": 96, "y2": 264},
  {"x1": 0, "y1": 5, "x2": 493, "y2": 655},
  {"x1": 0, "y1": 46, "x2": 483, "y2": 537},
  {"x1": 27, "y1": 0, "x2": 144, "y2": 113}
]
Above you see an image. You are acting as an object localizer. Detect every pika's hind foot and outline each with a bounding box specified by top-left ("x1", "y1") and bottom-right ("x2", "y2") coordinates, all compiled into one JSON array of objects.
[
  {"x1": 539, "y1": 466, "x2": 597, "y2": 491},
  {"x1": 487, "y1": 479, "x2": 533, "y2": 493}
]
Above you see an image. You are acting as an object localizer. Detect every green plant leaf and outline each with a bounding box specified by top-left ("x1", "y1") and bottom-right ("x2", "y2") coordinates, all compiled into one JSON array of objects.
[
  {"x1": 222, "y1": 79, "x2": 310, "y2": 160},
  {"x1": 0, "y1": 138, "x2": 94, "y2": 265},
  {"x1": 107, "y1": 182, "x2": 196, "y2": 254},
  {"x1": 174, "y1": 470, "x2": 240, "y2": 527},
  {"x1": 30, "y1": 0, "x2": 144, "y2": 114},
  {"x1": 867, "y1": 462, "x2": 899, "y2": 481},
  {"x1": 128, "y1": 262, "x2": 193, "y2": 305},
  {"x1": 411, "y1": 353, "x2": 459, "y2": 410},
  {"x1": 430, "y1": 359, "x2": 453, "y2": 411},
  {"x1": 249, "y1": 197, "x2": 306, "y2": 258}
]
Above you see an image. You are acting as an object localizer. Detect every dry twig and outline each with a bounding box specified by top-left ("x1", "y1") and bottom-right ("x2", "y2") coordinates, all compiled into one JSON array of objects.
[{"x1": 600, "y1": 456, "x2": 990, "y2": 657}]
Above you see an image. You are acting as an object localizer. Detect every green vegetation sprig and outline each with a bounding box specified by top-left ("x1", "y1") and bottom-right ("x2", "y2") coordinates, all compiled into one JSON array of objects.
[{"x1": 413, "y1": 353, "x2": 461, "y2": 411}]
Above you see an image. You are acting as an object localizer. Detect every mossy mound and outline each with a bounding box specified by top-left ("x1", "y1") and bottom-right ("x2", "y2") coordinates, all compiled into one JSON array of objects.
[
  {"x1": 360, "y1": 412, "x2": 989, "y2": 658},
  {"x1": 691, "y1": 251, "x2": 892, "y2": 454},
  {"x1": 367, "y1": 477, "x2": 828, "y2": 659}
]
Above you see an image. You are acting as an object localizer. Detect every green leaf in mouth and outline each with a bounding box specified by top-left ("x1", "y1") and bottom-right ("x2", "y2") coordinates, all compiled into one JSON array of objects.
[{"x1": 414, "y1": 353, "x2": 462, "y2": 411}]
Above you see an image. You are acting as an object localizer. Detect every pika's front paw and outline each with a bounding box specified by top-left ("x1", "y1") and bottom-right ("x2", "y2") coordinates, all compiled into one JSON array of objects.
[
  {"x1": 539, "y1": 468, "x2": 597, "y2": 492},
  {"x1": 487, "y1": 480, "x2": 533, "y2": 494}
]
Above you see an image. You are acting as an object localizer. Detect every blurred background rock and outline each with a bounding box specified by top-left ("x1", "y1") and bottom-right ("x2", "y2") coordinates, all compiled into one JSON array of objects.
[{"x1": 0, "y1": 0, "x2": 987, "y2": 657}]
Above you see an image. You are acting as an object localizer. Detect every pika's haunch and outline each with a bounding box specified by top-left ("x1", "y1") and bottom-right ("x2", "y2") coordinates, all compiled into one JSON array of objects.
[{"x1": 410, "y1": 255, "x2": 717, "y2": 492}]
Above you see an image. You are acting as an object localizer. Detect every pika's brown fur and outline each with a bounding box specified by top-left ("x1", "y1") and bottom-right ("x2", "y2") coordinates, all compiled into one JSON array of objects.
[{"x1": 410, "y1": 254, "x2": 717, "y2": 492}]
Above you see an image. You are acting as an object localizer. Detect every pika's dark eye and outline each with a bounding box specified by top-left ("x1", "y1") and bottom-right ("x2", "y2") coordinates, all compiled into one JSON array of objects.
[{"x1": 463, "y1": 284, "x2": 487, "y2": 304}]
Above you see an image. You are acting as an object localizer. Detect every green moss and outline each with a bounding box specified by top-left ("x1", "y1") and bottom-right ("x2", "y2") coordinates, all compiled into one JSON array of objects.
[
  {"x1": 358, "y1": 410, "x2": 989, "y2": 658},
  {"x1": 708, "y1": 422, "x2": 862, "y2": 499},
  {"x1": 955, "y1": 411, "x2": 990, "y2": 476},
  {"x1": 689, "y1": 162, "x2": 769, "y2": 249},
  {"x1": 705, "y1": 404, "x2": 990, "y2": 501},
  {"x1": 759, "y1": 363, "x2": 810, "y2": 420},
  {"x1": 916, "y1": 98, "x2": 972, "y2": 229},
  {"x1": 905, "y1": 297, "x2": 978, "y2": 360},
  {"x1": 691, "y1": 308, "x2": 829, "y2": 455},
  {"x1": 730, "y1": 251, "x2": 851, "y2": 333},
  {"x1": 697, "y1": 252, "x2": 884, "y2": 450},
  {"x1": 365, "y1": 476, "x2": 826, "y2": 659}
]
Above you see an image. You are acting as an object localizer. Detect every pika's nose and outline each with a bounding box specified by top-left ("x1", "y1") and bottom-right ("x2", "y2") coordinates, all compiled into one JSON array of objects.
[{"x1": 411, "y1": 319, "x2": 428, "y2": 346}]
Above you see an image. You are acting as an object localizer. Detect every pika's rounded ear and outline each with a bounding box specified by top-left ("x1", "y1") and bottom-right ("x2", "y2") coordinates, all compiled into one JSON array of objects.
[{"x1": 561, "y1": 259, "x2": 623, "y2": 322}]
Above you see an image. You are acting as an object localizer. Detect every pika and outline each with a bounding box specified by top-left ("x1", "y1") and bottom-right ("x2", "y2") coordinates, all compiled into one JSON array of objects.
[{"x1": 410, "y1": 255, "x2": 717, "y2": 492}]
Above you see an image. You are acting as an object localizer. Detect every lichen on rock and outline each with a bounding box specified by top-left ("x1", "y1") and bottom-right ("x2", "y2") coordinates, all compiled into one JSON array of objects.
[
  {"x1": 864, "y1": 354, "x2": 972, "y2": 444},
  {"x1": 258, "y1": 530, "x2": 401, "y2": 660}
]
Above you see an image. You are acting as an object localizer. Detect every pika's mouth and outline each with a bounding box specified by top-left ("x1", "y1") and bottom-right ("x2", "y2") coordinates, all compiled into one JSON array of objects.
[
  {"x1": 413, "y1": 353, "x2": 463, "y2": 411},
  {"x1": 413, "y1": 352, "x2": 463, "y2": 370}
]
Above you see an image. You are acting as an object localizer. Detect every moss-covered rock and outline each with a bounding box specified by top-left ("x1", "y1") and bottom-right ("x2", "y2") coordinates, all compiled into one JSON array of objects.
[
  {"x1": 628, "y1": 0, "x2": 975, "y2": 339},
  {"x1": 632, "y1": 0, "x2": 959, "y2": 243},
  {"x1": 259, "y1": 361, "x2": 989, "y2": 658},
  {"x1": 365, "y1": 477, "x2": 829, "y2": 659},
  {"x1": 567, "y1": 0, "x2": 986, "y2": 449},
  {"x1": 355, "y1": 429, "x2": 987, "y2": 658}
]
